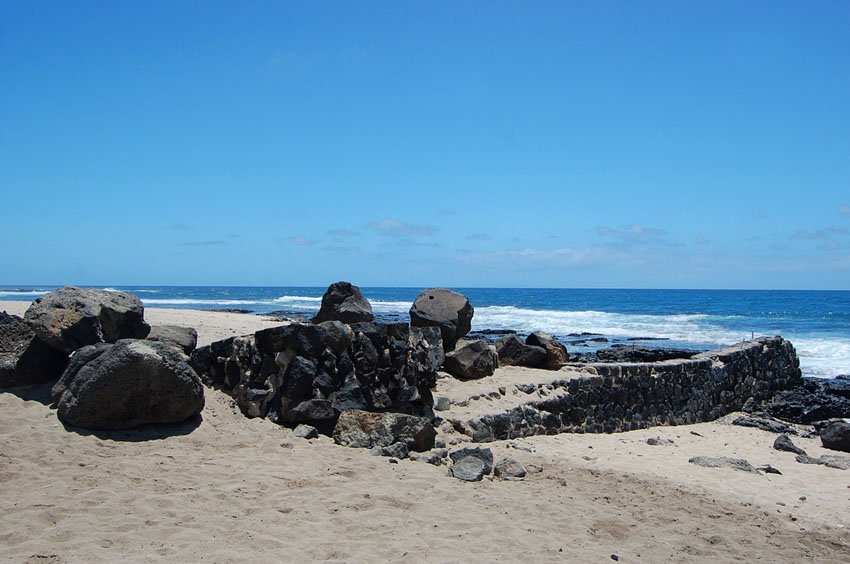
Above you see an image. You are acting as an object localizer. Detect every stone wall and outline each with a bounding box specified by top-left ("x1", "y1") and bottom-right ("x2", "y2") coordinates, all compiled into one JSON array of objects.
[{"x1": 456, "y1": 337, "x2": 802, "y2": 441}]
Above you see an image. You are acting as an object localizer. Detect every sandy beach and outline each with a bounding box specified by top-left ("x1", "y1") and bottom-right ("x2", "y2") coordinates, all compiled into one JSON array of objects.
[{"x1": 2, "y1": 301, "x2": 849, "y2": 563}]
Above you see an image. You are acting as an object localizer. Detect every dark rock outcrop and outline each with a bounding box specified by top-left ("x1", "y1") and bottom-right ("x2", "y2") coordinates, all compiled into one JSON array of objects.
[
  {"x1": 146, "y1": 325, "x2": 198, "y2": 355},
  {"x1": 444, "y1": 339, "x2": 498, "y2": 380},
  {"x1": 496, "y1": 334, "x2": 546, "y2": 368},
  {"x1": 0, "y1": 311, "x2": 68, "y2": 387},
  {"x1": 25, "y1": 287, "x2": 150, "y2": 353},
  {"x1": 312, "y1": 281, "x2": 374, "y2": 324},
  {"x1": 409, "y1": 288, "x2": 473, "y2": 350},
  {"x1": 526, "y1": 332, "x2": 569, "y2": 370},
  {"x1": 732, "y1": 415, "x2": 797, "y2": 435},
  {"x1": 596, "y1": 346, "x2": 696, "y2": 363},
  {"x1": 51, "y1": 339, "x2": 204, "y2": 430},
  {"x1": 333, "y1": 409, "x2": 436, "y2": 451},
  {"x1": 814, "y1": 419, "x2": 850, "y2": 453},
  {"x1": 762, "y1": 377, "x2": 850, "y2": 424}
]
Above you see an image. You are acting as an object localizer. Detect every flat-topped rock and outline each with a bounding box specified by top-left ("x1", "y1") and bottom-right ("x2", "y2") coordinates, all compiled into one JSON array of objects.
[{"x1": 409, "y1": 288, "x2": 473, "y2": 350}]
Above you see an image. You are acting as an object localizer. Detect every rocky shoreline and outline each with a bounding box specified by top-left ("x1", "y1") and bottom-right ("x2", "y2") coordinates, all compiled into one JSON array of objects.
[{"x1": 3, "y1": 286, "x2": 850, "y2": 561}]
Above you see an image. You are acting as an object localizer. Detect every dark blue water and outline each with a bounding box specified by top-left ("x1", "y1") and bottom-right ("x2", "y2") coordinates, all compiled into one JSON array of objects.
[{"x1": 2, "y1": 286, "x2": 848, "y2": 378}]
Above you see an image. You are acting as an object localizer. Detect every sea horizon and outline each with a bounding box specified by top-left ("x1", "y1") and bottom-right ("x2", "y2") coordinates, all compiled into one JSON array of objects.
[{"x1": 3, "y1": 285, "x2": 848, "y2": 380}]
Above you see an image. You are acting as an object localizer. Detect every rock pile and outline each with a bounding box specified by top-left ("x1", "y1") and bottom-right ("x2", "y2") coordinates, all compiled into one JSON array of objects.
[{"x1": 1, "y1": 286, "x2": 204, "y2": 430}]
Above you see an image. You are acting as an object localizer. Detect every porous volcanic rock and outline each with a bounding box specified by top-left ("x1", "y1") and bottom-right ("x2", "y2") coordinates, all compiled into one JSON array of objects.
[
  {"x1": 526, "y1": 331, "x2": 569, "y2": 369},
  {"x1": 146, "y1": 325, "x2": 198, "y2": 355},
  {"x1": 409, "y1": 288, "x2": 473, "y2": 350},
  {"x1": 496, "y1": 334, "x2": 546, "y2": 368},
  {"x1": 332, "y1": 409, "x2": 436, "y2": 452},
  {"x1": 443, "y1": 339, "x2": 498, "y2": 380},
  {"x1": 52, "y1": 339, "x2": 204, "y2": 430},
  {"x1": 25, "y1": 287, "x2": 150, "y2": 353},
  {"x1": 312, "y1": 281, "x2": 374, "y2": 324},
  {"x1": 1, "y1": 311, "x2": 68, "y2": 387},
  {"x1": 596, "y1": 346, "x2": 696, "y2": 363}
]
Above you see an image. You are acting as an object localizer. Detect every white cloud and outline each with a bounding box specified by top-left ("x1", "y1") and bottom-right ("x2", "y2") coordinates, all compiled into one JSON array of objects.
[
  {"x1": 368, "y1": 219, "x2": 438, "y2": 238},
  {"x1": 289, "y1": 236, "x2": 314, "y2": 247}
]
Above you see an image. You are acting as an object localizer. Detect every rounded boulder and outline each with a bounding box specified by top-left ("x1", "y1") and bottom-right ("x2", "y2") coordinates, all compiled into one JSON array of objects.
[
  {"x1": 51, "y1": 339, "x2": 205, "y2": 430},
  {"x1": 409, "y1": 288, "x2": 473, "y2": 350}
]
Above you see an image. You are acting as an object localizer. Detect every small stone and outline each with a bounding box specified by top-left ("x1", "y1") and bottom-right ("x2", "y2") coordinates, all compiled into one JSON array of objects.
[
  {"x1": 434, "y1": 396, "x2": 452, "y2": 411},
  {"x1": 494, "y1": 457, "x2": 527, "y2": 479},
  {"x1": 774, "y1": 434, "x2": 806, "y2": 456},
  {"x1": 293, "y1": 424, "x2": 319, "y2": 439},
  {"x1": 758, "y1": 464, "x2": 782, "y2": 475},
  {"x1": 434, "y1": 438, "x2": 447, "y2": 449},
  {"x1": 382, "y1": 442, "x2": 409, "y2": 459}
]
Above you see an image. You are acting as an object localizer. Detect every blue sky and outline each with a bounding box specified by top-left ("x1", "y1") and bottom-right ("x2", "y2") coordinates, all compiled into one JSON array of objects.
[{"x1": 1, "y1": 1, "x2": 849, "y2": 289}]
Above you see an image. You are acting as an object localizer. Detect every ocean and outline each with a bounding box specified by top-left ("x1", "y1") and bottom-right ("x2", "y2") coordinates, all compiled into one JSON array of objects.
[{"x1": 2, "y1": 286, "x2": 848, "y2": 379}]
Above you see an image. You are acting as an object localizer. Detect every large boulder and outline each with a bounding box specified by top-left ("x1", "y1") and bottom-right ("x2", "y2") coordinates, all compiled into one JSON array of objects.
[
  {"x1": 51, "y1": 339, "x2": 205, "y2": 430},
  {"x1": 25, "y1": 287, "x2": 150, "y2": 353},
  {"x1": 312, "y1": 281, "x2": 374, "y2": 324},
  {"x1": 333, "y1": 409, "x2": 436, "y2": 452},
  {"x1": 146, "y1": 325, "x2": 198, "y2": 355},
  {"x1": 526, "y1": 332, "x2": 569, "y2": 369},
  {"x1": 815, "y1": 419, "x2": 850, "y2": 453},
  {"x1": 0, "y1": 312, "x2": 68, "y2": 387},
  {"x1": 443, "y1": 339, "x2": 498, "y2": 379},
  {"x1": 409, "y1": 288, "x2": 473, "y2": 350},
  {"x1": 496, "y1": 334, "x2": 546, "y2": 368}
]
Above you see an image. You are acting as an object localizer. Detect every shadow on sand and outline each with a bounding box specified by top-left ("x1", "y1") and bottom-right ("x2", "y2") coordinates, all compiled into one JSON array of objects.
[
  {"x1": 60, "y1": 414, "x2": 204, "y2": 442},
  {"x1": 2, "y1": 380, "x2": 204, "y2": 442}
]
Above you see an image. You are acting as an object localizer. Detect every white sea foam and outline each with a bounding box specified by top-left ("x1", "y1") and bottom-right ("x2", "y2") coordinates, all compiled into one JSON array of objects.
[
  {"x1": 0, "y1": 290, "x2": 48, "y2": 297},
  {"x1": 473, "y1": 306, "x2": 741, "y2": 345},
  {"x1": 101, "y1": 287, "x2": 120, "y2": 292},
  {"x1": 786, "y1": 336, "x2": 850, "y2": 378},
  {"x1": 142, "y1": 298, "x2": 275, "y2": 306}
]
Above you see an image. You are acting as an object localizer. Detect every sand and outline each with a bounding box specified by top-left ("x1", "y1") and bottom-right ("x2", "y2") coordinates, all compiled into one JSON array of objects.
[{"x1": 2, "y1": 301, "x2": 850, "y2": 562}]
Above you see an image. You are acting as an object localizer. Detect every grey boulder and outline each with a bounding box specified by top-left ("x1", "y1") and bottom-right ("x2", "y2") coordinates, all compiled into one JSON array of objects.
[
  {"x1": 312, "y1": 281, "x2": 374, "y2": 324},
  {"x1": 1, "y1": 311, "x2": 68, "y2": 387},
  {"x1": 409, "y1": 288, "x2": 473, "y2": 350},
  {"x1": 443, "y1": 339, "x2": 498, "y2": 380},
  {"x1": 146, "y1": 325, "x2": 198, "y2": 355},
  {"x1": 25, "y1": 287, "x2": 150, "y2": 353},
  {"x1": 332, "y1": 409, "x2": 436, "y2": 452},
  {"x1": 52, "y1": 339, "x2": 205, "y2": 430}
]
